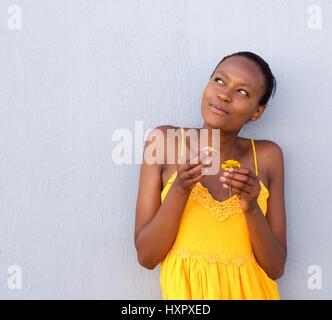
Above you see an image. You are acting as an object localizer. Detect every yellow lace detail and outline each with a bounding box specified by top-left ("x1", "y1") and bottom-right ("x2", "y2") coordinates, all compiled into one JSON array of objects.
[
  {"x1": 169, "y1": 248, "x2": 255, "y2": 266},
  {"x1": 191, "y1": 182, "x2": 242, "y2": 221},
  {"x1": 165, "y1": 171, "x2": 269, "y2": 221}
]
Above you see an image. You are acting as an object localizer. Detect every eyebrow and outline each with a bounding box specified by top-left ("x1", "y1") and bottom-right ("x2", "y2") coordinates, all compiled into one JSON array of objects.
[{"x1": 215, "y1": 71, "x2": 253, "y2": 89}]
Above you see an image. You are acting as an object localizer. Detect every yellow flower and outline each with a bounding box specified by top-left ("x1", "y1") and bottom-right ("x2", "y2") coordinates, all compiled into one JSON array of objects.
[
  {"x1": 221, "y1": 160, "x2": 241, "y2": 171},
  {"x1": 221, "y1": 160, "x2": 241, "y2": 198}
]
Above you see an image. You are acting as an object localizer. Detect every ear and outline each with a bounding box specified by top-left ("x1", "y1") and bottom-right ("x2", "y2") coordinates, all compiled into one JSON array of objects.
[{"x1": 249, "y1": 105, "x2": 266, "y2": 121}]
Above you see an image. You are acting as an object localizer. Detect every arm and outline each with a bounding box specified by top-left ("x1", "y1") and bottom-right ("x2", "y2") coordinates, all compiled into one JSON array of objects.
[
  {"x1": 134, "y1": 126, "x2": 203, "y2": 270},
  {"x1": 243, "y1": 142, "x2": 287, "y2": 280},
  {"x1": 221, "y1": 141, "x2": 287, "y2": 280}
]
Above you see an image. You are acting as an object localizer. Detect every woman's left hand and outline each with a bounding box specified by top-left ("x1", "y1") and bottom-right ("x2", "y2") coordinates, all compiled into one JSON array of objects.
[{"x1": 220, "y1": 167, "x2": 261, "y2": 212}]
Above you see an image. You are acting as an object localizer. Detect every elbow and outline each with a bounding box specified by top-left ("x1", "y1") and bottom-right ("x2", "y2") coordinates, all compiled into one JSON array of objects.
[
  {"x1": 134, "y1": 234, "x2": 161, "y2": 270},
  {"x1": 268, "y1": 266, "x2": 285, "y2": 281},
  {"x1": 267, "y1": 249, "x2": 287, "y2": 280},
  {"x1": 137, "y1": 253, "x2": 158, "y2": 270}
]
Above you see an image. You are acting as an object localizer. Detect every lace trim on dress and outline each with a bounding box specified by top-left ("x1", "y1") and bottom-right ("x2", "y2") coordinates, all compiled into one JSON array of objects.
[
  {"x1": 165, "y1": 171, "x2": 269, "y2": 222},
  {"x1": 169, "y1": 248, "x2": 255, "y2": 265},
  {"x1": 191, "y1": 183, "x2": 243, "y2": 221},
  {"x1": 192, "y1": 180, "x2": 269, "y2": 221}
]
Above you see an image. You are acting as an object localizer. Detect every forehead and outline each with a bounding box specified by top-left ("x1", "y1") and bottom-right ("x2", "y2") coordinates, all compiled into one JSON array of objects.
[{"x1": 215, "y1": 56, "x2": 265, "y2": 91}]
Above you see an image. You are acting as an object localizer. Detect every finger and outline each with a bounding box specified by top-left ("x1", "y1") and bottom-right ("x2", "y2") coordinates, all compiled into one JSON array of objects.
[
  {"x1": 223, "y1": 172, "x2": 256, "y2": 186},
  {"x1": 187, "y1": 163, "x2": 203, "y2": 177},
  {"x1": 231, "y1": 187, "x2": 251, "y2": 196},
  {"x1": 197, "y1": 148, "x2": 214, "y2": 163},
  {"x1": 187, "y1": 151, "x2": 214, "y2": 169},
  {"x1": 178, "y1": 156, "x2": 200, "y2": 171},
  {"x1": 200, "y1": 146, "x2": 219, "y2": 159},
  {"x1": 227, "y1": 186, "x2": 241, "y2": 195},
  {"x1": 180, "y1": 149, "x2": 212, "y2": 170},
  {"x1": 229, "y1": 167, "x2": 250, "y2": 174},
  {"x1": 222, "y1": 183, "x2": 251, "y2": 195},
  {"x1": 184, "y1": 174, "x2": 203, "y2": 190},
  {"x1": 229, "y1": 167, "x2": 257, "y2": 178},
  {"x1": 192, "y1": 165, "x2": 209, "y2": 179},
  {"x1": 186, "y1": 154, "x2": 202, "y2": 168},
  {"x1": 191, "y1": 173, "x2": 204, "y2": 183},
  {"x1": 222, "y1": 179, "x2": 250, "y2": 192},
  {"x1": 230, "y1": 167, "x2": 259, "y2": 182}
]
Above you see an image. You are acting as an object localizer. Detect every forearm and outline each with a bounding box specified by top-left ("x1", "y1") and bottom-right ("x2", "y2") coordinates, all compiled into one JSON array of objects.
[
  {"x1": 135, "y1": 184, "x2": 190, "y2": 269},
  {"x1": 244, "y1": 203, "x2": 287, "y2": 280}
]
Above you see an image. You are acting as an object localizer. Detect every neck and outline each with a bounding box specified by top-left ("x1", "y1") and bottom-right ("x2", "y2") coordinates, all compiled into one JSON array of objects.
[{"x1": 201, "y1": 123, "x2": 241, "y2": 160}]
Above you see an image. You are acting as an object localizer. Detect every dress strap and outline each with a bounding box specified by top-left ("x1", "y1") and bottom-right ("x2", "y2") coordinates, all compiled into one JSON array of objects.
[
  {"x1": 181, "y1": 127, "x2": 184, "y2": 157},
  {"x1": 250, "y1": 139, "x2": 259, "y2": 176}
]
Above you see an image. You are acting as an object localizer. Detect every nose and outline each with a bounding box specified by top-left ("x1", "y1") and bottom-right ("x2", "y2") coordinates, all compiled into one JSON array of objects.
[{"x1": 217, "y1": 89, "x2": 232, "y2": 103}]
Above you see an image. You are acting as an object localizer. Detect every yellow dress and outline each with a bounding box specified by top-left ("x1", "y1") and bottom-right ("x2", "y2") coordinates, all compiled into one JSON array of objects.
[{"x1": 159, "y1": 137, "x2": 280, "y2": 300}]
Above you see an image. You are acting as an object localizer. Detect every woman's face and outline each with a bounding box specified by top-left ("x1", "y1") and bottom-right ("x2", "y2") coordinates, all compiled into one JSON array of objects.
[{"x1": 201, "y1": 56, "x2": 267, "y2": 132}]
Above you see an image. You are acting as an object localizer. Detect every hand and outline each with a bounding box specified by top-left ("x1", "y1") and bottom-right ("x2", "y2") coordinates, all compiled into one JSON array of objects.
[
  {"x1": 173, "y1": 152, "x2": 211, "y2": 194},
  {"x1": 219, "y1": 167, "x2": 261, "y2": 212}
]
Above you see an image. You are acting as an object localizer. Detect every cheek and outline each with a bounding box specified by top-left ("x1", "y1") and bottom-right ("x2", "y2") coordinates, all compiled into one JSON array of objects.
[
  {"x1": 202, "y1": 82, "x2": 215, "y2": 97},
  {"x1": 201, "y1": 86, "x2": 212, "y2": 108},
  {"x1": 233, "y1": 97, "x2": 257, "y2": 113}
]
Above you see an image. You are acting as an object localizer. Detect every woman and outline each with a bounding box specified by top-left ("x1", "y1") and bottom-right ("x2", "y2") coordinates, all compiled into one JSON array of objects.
[{"x1": 134, "y1": 51, "x2": 286, "y2": 300}]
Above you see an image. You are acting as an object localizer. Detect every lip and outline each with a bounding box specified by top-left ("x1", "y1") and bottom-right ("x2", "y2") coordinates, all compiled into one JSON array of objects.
[{"x1": 209, "y1": 103, "x2": 229, "y2": 115}]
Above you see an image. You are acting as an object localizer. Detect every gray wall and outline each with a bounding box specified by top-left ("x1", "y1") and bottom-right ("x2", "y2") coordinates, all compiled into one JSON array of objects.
[{"x1": 0, "y1": 0, "x2": 331, "y2": 299}]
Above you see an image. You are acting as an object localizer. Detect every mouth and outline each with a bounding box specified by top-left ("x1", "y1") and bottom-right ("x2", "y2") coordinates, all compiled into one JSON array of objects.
[{"x1": 209, "y1": 103, "x2": 229, "y2": 116}]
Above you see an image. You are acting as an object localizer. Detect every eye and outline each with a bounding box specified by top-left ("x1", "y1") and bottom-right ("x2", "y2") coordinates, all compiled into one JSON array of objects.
[
  {"x1": 214, "y1": 77, "x2": 224, "y2": 85},
  {"x1": 238, "y1": 89, "x2": 249, "y2": 97}
]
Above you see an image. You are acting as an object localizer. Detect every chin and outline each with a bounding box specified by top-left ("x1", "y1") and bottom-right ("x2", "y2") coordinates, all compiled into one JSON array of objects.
[{"x1": 201, "y1": 109, "x2": 226, "y2": 129}]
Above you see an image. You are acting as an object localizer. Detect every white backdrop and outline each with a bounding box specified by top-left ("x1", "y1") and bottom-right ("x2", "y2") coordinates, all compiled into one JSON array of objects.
[{"x1": 0, "y1": 0, "x2": 331, "y2": 299}]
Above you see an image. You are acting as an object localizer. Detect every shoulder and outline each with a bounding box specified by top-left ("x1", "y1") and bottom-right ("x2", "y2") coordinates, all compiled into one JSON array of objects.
[
  {"x1": 144, "y1": 125, "x2": 180, "y2": 171},
  {"x1": 145, "y1": 124, "x2": 191, "y2": 141},
  {"x1": 255, "y1": 140, "x2": 284, "y2": 160},
  {"x1": 239, "y1": 137, "x2": 284, "y2": 161},
  {"x1": 254, "y1": 140, "x2": 284, "y2": 183},
  {"x1": 144, "y1": 125, "x2": 175, "y2": 145},
  {"x1": 145, "y1": 124, "x2": 178, "y2": 138}
]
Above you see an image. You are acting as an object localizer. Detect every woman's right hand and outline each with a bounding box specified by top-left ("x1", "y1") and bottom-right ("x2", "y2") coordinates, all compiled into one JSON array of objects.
[{"x1": 173, "y1": 151, "x2": 211, "y2": 194}]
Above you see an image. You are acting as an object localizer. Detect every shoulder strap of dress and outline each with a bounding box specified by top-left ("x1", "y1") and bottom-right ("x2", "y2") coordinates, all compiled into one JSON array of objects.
[
  {"x1": 250, "y1": 139, "x2": 259, "y2": 176},
  {"x1": 181, "y1": 127, "x2": 184, "y2": 157}
]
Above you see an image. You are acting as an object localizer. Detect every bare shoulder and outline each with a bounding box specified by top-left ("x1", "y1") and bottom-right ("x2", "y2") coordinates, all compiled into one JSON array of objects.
[
  {"x1": 254, "y1": 140, "x2": 284, "y2": 184},
  {"x1": 147, "y1": 124, "x2": 179, "y2": 140},
  {"x1": 145, "y1": 124, "x2": 178, "y2": 146},
  {"x1": 145, "y1": 124, "x2": 179, "y2": 171},
  {"x1": 256, "y1": 140, "x2": 284, "y2": 160},
  {"x1": 146, "y1": 124, "x2": 175, "y2": 137},
  {"x1": 255, "y1": 139, "x2": 283, "y2": 154}
]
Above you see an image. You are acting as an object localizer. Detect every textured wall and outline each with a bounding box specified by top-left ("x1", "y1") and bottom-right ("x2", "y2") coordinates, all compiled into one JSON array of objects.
[{"x1": 0, "y1": 0, "x2": 331, "y2": 299}]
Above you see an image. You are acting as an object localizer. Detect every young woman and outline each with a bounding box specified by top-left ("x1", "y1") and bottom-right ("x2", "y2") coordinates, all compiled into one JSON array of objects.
[{"x1": 134, "y1": 51, "x2": 286, "y2": 300}]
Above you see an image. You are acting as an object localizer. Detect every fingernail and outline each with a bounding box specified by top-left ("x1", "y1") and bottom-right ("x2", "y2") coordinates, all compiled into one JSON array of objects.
[
  {"x1": 229, "y1": 168, "x2": 234, "y2": 172},
  {"x1": 223, "y1": 172, "x2": 229, "y2": 177},
  {"x1": 220, "y1": 177, "x2": 226, "y2": 182},
  {"x1": 222, "y1": 184, "x2": 228, "y2": 188}
]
